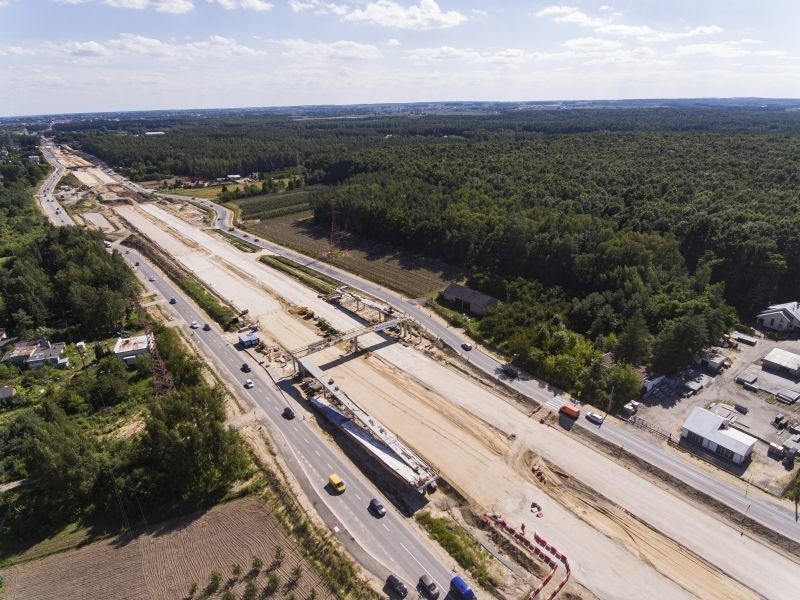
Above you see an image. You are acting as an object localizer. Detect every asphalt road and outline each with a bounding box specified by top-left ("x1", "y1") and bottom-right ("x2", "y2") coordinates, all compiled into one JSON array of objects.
[
  {"x1": 37, "y1": 145, "x2": 75, "y2": 227},
  {"x1": 187, "y1": 199, "x2": 800, "y2": 545},
  {"x1": 118, "y1": 249, "x2": 454, "y2": 597}
]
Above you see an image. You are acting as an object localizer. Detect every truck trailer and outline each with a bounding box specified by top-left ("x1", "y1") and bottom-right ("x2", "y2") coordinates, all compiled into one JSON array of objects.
[{"x1": 559, "y1": 404, "x2": 580, "y2": 419}]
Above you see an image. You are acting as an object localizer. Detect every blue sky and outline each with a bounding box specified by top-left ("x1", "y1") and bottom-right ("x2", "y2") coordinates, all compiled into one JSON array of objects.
[{"x1": 0, "y1": 1, "x2": 798, "y2": 116}]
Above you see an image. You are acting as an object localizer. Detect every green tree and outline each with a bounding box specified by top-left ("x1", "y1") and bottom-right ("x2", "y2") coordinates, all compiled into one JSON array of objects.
[
  {"x1": 207, "y1": 571, "x2": 223, "y2": 594},
  {"x1": 241, "y1": 581, "x2": 258, "y2": 600},
  {"x1": 652, "y1": 315, "x2": 708, "y2": 374},
  {"x1": 231, "y1": 563, "x2": 243, "y2": 579},
  {"x1": 607, "y1": 364, "x2": 642, "y2": 411},
  {"x1": 616, "y1": 311, "x2": 651, "y2": 365}
]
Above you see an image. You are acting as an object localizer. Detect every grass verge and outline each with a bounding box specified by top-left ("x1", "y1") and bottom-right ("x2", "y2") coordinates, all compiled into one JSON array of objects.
[
  {"x1": 178, "y1": 275, "x2": 236, "y2": 328},
  {"x1": 56, "y1": 173, "x2": 83, "y2": 189},
  {"x1": 212, "y1": 228, "x2": 260, "y2": 253},
  {"x1": 415, "y1": 512, "x2": 499, "y2": 590},
  {"x1": 259, "y1": 255, "x2": 339, "y2": 295}
]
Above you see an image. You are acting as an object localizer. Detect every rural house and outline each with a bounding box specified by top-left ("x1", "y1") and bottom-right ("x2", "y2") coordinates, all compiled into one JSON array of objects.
[
  {"x1": 681, "y1": 407, "x2": 756, "y2": 465},
  {"x1": 441, "y1": 283, "x2": 499, "y2": 316},
  {"x1": 4, "y1": 338, "x2": 69, "y2": 369},
  {"x1": 113, "y1": 334, "x2": 153, "y2": 365},
  {"x1": 756, "y1": 301, "x2": 800, "y2": 332}
]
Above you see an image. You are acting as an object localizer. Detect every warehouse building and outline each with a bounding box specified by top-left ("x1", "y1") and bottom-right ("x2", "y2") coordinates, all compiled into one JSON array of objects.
[
  {"x1": 441, "y1": 283, "x2": 498, "y2": 316},
  {"x1": 762, "y1": 347, "x2": 800, "y2": 377},
  {"x1": 681, "y1": 407, "x2": 757, "y2": 465}
]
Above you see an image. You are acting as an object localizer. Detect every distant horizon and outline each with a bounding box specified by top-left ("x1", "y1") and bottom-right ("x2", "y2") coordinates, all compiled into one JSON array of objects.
[
  {"x1": 5, "y1": 95, "x2": 800, "y2": 121},
  {"x1": 2, "y1": 1, "x2": 798, "y2": 117}
]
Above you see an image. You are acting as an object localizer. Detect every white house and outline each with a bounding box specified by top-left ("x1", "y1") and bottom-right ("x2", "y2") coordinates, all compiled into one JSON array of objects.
[
  {"x1": 756, "y1": 301, "x2": 800, "y2": 332},
  {"x1": 681, "y1": 407, "x2": 757, "y2": 465},
  {"x1": 113, "y1": 334, "x2": 152, "y2": 365}
]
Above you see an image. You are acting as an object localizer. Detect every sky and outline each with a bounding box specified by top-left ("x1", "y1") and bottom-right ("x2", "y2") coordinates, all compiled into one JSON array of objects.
[{"x1": 1, "y1": 0, "x2": 799, "y2": 116}]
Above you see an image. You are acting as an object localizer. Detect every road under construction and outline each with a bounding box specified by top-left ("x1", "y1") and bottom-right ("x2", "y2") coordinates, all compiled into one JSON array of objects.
[{"x1": 288, "y1": 295, "x2": 438, "y2": 492}]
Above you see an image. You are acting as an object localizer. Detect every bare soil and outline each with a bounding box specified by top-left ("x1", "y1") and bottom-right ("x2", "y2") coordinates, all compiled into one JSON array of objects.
[{"x1": 2, "y1": 497, "x2": 331, "y2": 600}]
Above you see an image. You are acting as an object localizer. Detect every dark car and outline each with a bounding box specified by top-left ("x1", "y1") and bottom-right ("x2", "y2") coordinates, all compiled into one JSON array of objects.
[
  {"x1": 461, "y1": 342, "x2": 473, "y2": 351},
  {"x1": 386, "y1": 574, "x2": 408, "y2": 598},
  {"x1": 418, "y1": 574, "x2": 440, "y2": 599},
  {"x1": 203, "y1": 323, "x2": 211, "y2": 331},
  {"x1": 368, "y1": 498, "x2": 386, "y2": 517},
  {"x1": 241, "y1": 363, "x2": 251, "y2": 373},
  {"x1": 169, "y1": 298, "x2": 177, "y2": 304},
  {"x1": 282, "y1": 407, "x2": 295, "y2": 420}
]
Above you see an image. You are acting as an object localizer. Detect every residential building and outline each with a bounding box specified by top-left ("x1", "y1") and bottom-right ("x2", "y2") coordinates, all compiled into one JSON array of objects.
[
  {"x1": 681, "y1": 407, "x2": 757, "y2": 465},
  {"x1": 4, "y1": 338, "x2": 69, "y2": 369},
  {"x1": 0, "y1": 386, "x2": 15, "y2": 401},
  {"x1": 441, "y1": 283, "x2": 499, "y2": 316},
  {"x1": 113, "y1": 334, "x2": 152, "y2": 365},
  {"x1": 27, "y1": 155, "x2": 40, "y2": 164},
  {"x1": 762, "y1": 347, "x2": 800, "y2": 377},
  {"x1": 756, "y1": 301, "x2": 800, "y2": 332}
]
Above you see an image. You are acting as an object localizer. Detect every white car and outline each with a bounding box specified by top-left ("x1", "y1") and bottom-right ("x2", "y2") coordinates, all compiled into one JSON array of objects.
[
  {"x1": 244, "y1": 379, "x2": 254, "y2": 389},
  {"x1": 586, "y1": 412, "x2": 605, "y2": 425},
  {"x1": 148, "y1": 276, "x2": 156, "y2": 282},
  {"x1": 190, "y1": 321, "x2": 198, "y2": 329}
]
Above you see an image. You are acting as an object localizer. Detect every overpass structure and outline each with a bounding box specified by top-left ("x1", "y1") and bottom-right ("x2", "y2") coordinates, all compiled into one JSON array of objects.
[{"x1": 299, "y1": 355, "x2": 438, "y2": 492}]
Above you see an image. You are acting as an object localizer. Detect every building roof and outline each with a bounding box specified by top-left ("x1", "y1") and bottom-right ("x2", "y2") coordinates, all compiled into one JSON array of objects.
[
  {"x1": 113, "y1": 334, "x2": 152, "y2": 355},
  {"x1": 442, "y1": 283, "x2": 498, "y2": 311},
  {"x1": 683, "y1": 407, "x2": 757, "y2": 457},
  {"x1": 0, "y1": 386, "x2": 15, "y2": 399},
  {"x1": 757, "y1": 301, "x2": 800, "y2": 323},
  {"x1": 763, "y1": 347, "x2": 800, "y2": 372},
  {"x1": 238, "y1": 332, "x2": 259, "y2": 343}
]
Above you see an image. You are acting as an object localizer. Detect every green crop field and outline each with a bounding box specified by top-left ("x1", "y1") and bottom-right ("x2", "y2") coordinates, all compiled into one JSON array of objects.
[
  {"x1": 248, "y1": 212, "x2": 460, "y2": 298},
  {"x1": 235, "y1": 188, "x2": 315, "y2": 221}
]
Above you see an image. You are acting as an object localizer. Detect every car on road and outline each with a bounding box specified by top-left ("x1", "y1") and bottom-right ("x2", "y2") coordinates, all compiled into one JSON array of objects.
[
  {"x1": 418, "y1": 574, "x2": 440, "y2": 599},
  {"x1": 169, "y1": 298, "x2": 177, "y2": 304},
  {"x1": 148, "y1": 276, "x2": 156, "y2": 282},
  {"x1": 328, "y1": 473, "x2": 346, "y2": 493},
  {"x1": 190, "y1": 321, "x2": 198, "y2": 329},
  {"x1": 368, "y1": 498, "x2": 386, "y2": 517},
  {"x1": 585, "y1": 412, "x2": 605, "y2": 425},
  {"x1": 461, "y1": 342, "x2": 473, "y2": 351},
  {"x1": 254, "y1": 238, "x2": 259, "y2": 242},
  {"x1": 282, "y1": 407, "x2": 295, "y2": 420},
  {"x1": 228, "y1": 227, "x2": 234, "y2": 231},
  {"x1": 241, "y1": 363, "x2": 251, "y2": 373},
  {"x1": 203, "y1": 323, "x2": 211, "y2": 331},
  {"x1": 244, "y1": 379, "x2": 254, "y2": 389},
  {"x1": 386, "y1": 574, "x2": 408, "y2": 598},
  {"x1": 134, "y1": 261, "x2": 140, "y2": 266}
]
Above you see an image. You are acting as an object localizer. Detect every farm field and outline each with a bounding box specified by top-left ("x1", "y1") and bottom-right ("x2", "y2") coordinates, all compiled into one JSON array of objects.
[
  {"x1": 248, "y1": 211, "x2": 461, "y2": 298},
  {"x1": 233, "y1": 188, "x2": 316, "y2": 220},
  {"x1": 1, "y1": 497, "x2": 331, "y2": 600}
]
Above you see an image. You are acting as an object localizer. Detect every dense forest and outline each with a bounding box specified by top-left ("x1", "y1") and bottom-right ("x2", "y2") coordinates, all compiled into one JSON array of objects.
[{"x1": 55, "y1": 108, "x2": 800, "y2": 404}]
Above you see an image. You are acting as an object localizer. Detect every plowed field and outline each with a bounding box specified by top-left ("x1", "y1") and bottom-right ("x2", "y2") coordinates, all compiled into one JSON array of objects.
[{"x1": 2, "y1": 497, "x2": 330, "y2": 600}]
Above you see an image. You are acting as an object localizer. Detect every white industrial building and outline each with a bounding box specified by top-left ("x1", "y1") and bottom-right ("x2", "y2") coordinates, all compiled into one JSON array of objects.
[
  {"x1": 756, "y1": 301, "x2": 800, "y2": 332},
  {"x1": 113, "y1": 334, "x2": 152, "y2": 365},
  {"x1": 762, "y1": 347, "x2": 800, "y2": 377},
  {"x1": 681, "y1": 407, "x2": 757, "y2": 465}
]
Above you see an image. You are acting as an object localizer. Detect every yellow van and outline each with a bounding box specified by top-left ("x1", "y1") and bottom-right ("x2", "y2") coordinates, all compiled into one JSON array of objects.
[{"x1": 328, "y1": 473, "x2": 346, "y2": 493}]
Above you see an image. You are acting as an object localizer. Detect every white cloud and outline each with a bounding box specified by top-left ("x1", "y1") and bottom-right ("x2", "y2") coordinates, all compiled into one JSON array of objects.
[
  {"x1": 276, "y1": 38, "x2": 382, "y2": 60},
  {"x1": 387, "y1": 38, "x2": 401, "y2": 46},
  {"x1": 403, "y1": 46, "x2": 562, "y2": 66},
  {"x1": 60, "y1": 40, "x2": 111, "y2": 57},
  {"x1": 107, "y1": 33, "x2": 263, "y2": 59},
  {"x1": 641, "y1": 25, "x2": 723, "y2": 43},
  {"x1": 598, "y1": 4, "x2": 612, "y2": 11},
  {"x1": 287, "y1": 0, "x2": 347, "y2": 15},
  {"x1": 675, "y1": 39, "x2": 761, "y2": 59},
  {"x1": 54, "y1": 0, "x2": 194, "y2": 12},
  {"x1": 344, "y1": 0, "x2": 466, "y2": 30},
  {"x1": 212, "y1": 0, "x2": 273, "y2": 10},
  {"x1": 536, "y1": 5, "x2": 722, "y2": 43},
  {"x1": 0, "y1": 45, "x2": 36, "y2": 56},
  {"x1": 562, "y1": 37, "x2": 622, "y2": 52},
  {"x1": 471, "y1": 9, "x2": 487, "y2": 18}
]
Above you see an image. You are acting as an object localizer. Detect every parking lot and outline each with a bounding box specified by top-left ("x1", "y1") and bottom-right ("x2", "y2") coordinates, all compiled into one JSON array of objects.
[{"x1": 635, "y1": 333, "x2": 799, "y2": 492}]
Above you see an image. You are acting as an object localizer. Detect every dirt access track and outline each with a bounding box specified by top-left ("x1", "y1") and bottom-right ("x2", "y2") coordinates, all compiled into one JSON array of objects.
[
  {"x1": 1, "y1": 497, "x2": 329, "y2": 600},
  {"x1": 26, "y1": 141, "x2": 776, "y2": 599}
]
